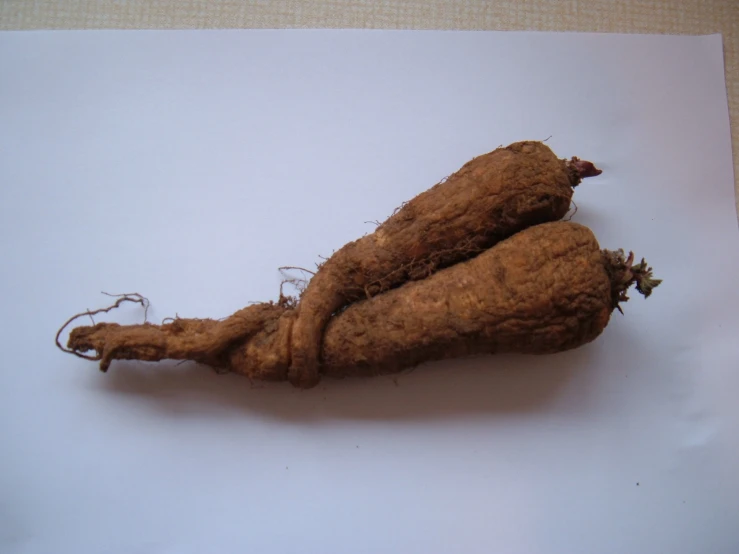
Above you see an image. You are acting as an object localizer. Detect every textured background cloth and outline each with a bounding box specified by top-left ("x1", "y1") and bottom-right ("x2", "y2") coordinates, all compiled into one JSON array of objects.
[{"x1": 2, "y1": 0, "x2": 738, "y2": 203}]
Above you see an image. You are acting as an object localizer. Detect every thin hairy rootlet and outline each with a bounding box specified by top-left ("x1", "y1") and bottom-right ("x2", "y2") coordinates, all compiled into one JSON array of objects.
[
  {"x1": 288, "y1": 140, "x2": 603, "y2": 387},
  {"x1": 60, "y1": 222, "x2": 659, "y2": 386}
]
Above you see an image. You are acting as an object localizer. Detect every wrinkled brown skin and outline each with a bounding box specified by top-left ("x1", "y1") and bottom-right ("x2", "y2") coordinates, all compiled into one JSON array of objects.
[
  {"x1": 67, "y1": 222, "x2": 616, "y2": 385},
  {"x1": 288, "y1": 141, "x2": 600, "y2": 388}
]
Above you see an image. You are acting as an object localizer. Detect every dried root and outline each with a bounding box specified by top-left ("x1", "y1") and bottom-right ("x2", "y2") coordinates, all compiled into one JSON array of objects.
[
  {"x1": 287, "y1": 140, "x2": 603, "y2": 387},
  {"x1": 58, "y1": 222, "x2": 659, "y2": 387}
]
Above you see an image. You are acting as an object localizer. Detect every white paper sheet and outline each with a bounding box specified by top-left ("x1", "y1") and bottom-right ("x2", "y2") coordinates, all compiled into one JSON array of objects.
[{"x1": 1, "y1": 29, "x2": 738, "y2": 553}]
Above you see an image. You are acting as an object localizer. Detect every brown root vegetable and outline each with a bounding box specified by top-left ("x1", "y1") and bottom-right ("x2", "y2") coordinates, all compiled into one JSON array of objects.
[
  {"x1": 288, "y1": 141, "x2": 602, "y2": 387},
  {"x1": 60, "y1": 222, "x2": 659, "y2": 386}
]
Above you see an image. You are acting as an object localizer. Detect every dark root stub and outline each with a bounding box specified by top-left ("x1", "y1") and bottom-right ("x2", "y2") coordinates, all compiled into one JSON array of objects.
[
  {"x1": 602, "y1": 249, "x2": 662, "y2": 313},
  {"x1": 567, "y1": 156, "x2": 603, "y2": 186}
]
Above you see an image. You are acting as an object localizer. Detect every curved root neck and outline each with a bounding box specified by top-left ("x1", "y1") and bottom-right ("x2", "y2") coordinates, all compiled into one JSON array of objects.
[{"x1": 602, "y1": 249, "x2": 662, "y2": 313}]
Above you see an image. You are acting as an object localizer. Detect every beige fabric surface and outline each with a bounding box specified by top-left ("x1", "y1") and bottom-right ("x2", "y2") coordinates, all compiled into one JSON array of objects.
[{"x1": 2, "y1": 0, "x2": 738, "y2": 207}]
